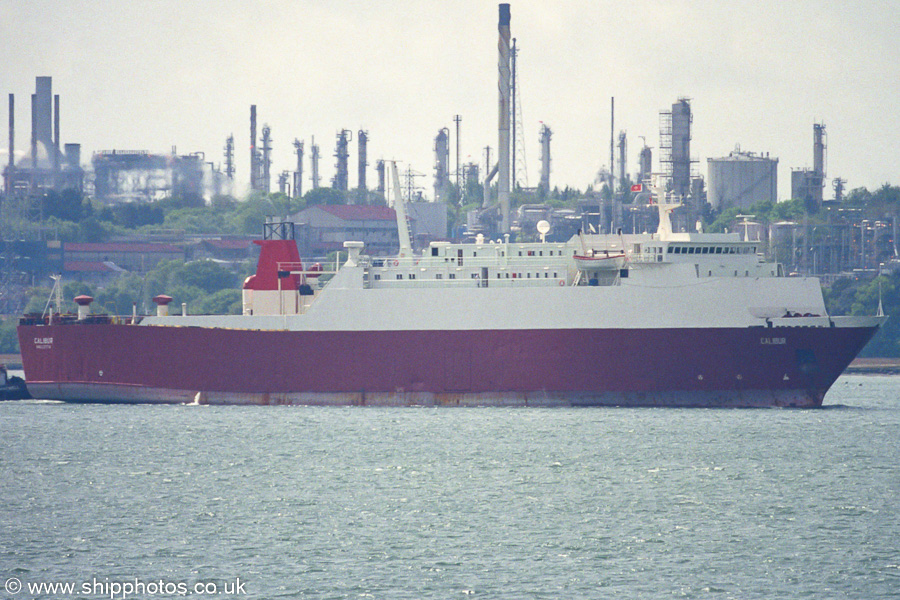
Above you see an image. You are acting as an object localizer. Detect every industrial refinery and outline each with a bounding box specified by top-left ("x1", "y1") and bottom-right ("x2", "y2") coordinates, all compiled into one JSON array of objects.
[{"x1": 1, "y1": 3, "x2": 897, "y2": 318}]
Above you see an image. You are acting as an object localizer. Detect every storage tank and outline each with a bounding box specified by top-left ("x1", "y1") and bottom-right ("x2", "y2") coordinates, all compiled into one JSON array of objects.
[{"x1": 707, "y1": 150, "x2": 778, "y2": 210}]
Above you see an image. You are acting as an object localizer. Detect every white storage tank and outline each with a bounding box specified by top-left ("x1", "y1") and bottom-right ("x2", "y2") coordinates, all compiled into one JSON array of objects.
[{"x1": 707, "y1": 149, "x2": 778, "y2": 210}]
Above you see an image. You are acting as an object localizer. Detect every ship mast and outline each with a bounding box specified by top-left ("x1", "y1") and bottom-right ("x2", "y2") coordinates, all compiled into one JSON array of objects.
[
  {"x1": 649, "y1": 173, "x2": 680, "y2": 240},
  {"x1": 390, "y1": 161, "x2": 413, "y2": 259}
]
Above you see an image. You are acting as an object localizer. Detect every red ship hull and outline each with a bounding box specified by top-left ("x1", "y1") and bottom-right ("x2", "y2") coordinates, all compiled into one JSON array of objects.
[{"x1": 17, "y1": 322, "x2": 878, "y2": 407}]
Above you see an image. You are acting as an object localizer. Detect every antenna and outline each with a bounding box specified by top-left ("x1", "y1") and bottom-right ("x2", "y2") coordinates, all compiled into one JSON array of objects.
[
  {"x1": 512, "y1": 38, "x2": 528, "y2": 189},
  {"x1": 453, "y1": 114, "x2": 462, "y2": 198},
  {"x1": 42, "y1": 274, "x2": 64, "y2": 320}
]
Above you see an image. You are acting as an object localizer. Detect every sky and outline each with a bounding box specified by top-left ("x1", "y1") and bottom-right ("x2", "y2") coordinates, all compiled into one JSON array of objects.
[{"x1": 2, "y1": 0, "x2": 899, "y2": 201}]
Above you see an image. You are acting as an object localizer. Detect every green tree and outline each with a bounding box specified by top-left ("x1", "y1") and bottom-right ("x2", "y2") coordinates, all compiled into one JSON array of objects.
[
  {"x1": 42, "y1": 189, "x2": 91, "y2": 222},
  {"x1": 707, "y1": 206, "x2": 743, "y2": 233},
  {"x1": 163, "y1": 284, "x2": 206, "y2": 312},
  {"x1": 78, "y1": 217, "x2": 112, "y2": 242},
  {"x1": 303, "y1": 187, "x2": 346, "y2": 207},
  {"x1": 192, "y1": 289, "x2": 242, "y2": 315},
  {"x1": 94, "y1": 274, "x2": 143, "y2": 315},
  {"x1": 0, "y1": 318, "x2": 20, "y2": 353},
  {"x1": 63, "y1": 281, "x2": 94, "y2": 302},
  {"x1": 175, "y1": 260, "x2": 236, "y2": 294},
  {"x1": 825, "y1": 271, "x2": 900, "y2": 357},
  {"x1": 22, "y1": 287, "x2": 53, "y2": 314}
]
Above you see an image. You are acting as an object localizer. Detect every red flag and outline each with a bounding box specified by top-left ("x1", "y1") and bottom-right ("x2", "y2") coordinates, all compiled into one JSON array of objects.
[{"x1": 630, "y1": 183, "x2": 643, "y2": 192}]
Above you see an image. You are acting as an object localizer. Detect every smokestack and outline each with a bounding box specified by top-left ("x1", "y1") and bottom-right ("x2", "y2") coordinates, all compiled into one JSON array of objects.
[
  {"x1": 813, "y1": 123, "x2": 826, "y2": 177},
  {"x1": 53, "y1": 94, "x2": 60, "y2": 173},
  {"x1": 310, "y1": 136, "x2": 320, "y2": 189},
  {"x1": 250, "y1": 105, "x2": 257, "y2": 190},
  {"x1": 293, "y1": 139, "x2": 304, "y2": 199},
  {"x1": 539, "y1": 124, "x2": 552, "y2": 196},
  {"x1": 34, "y1": 77, "x2": 52, "y2": 153},
  {"x1": 30, "y1": 94, "x2": 37, "y2": 170},
  {"x1": 358, "y1": 130, "x2": 368, "y2": 203},
  {"x1": 812, "y1": 122, "x2": 826, "y2": 206},
  {"x1": 7, "y1": 94, "x2": 12, "y2": 183},
  {"x1": 261, "y1": 124, "x2": 271, "y2": 194},
  {"x1": 498, "y1": 3, "x2": 511, "y2": 233},
  {"x1": 610, "y1": 97, "x2": 614, "y2": 193},
  {"x1": 376, "y1": 159, "x2": 385, "y2": 194}
]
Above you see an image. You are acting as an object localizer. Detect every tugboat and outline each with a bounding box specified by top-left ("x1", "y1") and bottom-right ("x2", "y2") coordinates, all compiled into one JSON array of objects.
[{"x1": 0, "y1": 364, "x2": 30, "y2": 400}]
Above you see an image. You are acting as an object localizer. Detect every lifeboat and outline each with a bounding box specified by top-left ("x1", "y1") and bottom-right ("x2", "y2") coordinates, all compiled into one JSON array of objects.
[{"x1": 573, "y1": 252, "x2": 626, "y2": 271}]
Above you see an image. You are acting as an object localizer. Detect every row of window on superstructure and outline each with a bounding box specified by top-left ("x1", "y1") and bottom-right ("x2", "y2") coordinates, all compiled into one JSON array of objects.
[
  {"x1": 667, "y1": 245, "x2": 755, "y2": 255},
  {"x1": 374, "y1": 270, "x2": 559, "y2": 281}
]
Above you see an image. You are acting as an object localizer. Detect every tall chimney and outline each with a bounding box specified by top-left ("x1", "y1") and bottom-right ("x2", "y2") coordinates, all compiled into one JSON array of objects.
[
  {"x1": 610, "y1": 97, "x2": 615, "y2": 193},
  {"x1": 53, "y1": 94, "x2": 60, "y2": 174},
  {"x1": 250, "y1": 105, "x2": 257, "y2": 190},
  {"x1": 498, "y1": 3, "x2": 511, "y2": 233},
  {"x1": 311, "y1": 136, "x2": 320, "y2": 189},
  {"x1": 6, "y1": 94, "x2": 12, "y2": 190},
  {"x1": 30, "y1": 94, "x2": 37, "y2": 170},
  {"x1": 376, "y1": 159, "x2": 385, "y2": 194},
  {"x1": 293, "y1": 138, "x2": 304, "y2": 199},
  {"x1": 358, "y1": 129, "x2": 368, "y2": 203},
  {"x1": 34, "y1": 77, "x2": 53, "y2": 153},
  {"x1": 812, "y1": 122, "x2": 826, "y2": 206}
]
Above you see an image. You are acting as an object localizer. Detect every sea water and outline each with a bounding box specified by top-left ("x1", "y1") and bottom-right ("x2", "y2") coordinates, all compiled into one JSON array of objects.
[{"x1": 1, "y1": 375, "x2": 898, "y2": 599}]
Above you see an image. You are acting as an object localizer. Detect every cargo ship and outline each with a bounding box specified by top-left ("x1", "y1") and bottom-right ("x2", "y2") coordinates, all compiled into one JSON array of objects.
[{"x1": 16, "y1": 177, "x2": 884, "y2": 407}]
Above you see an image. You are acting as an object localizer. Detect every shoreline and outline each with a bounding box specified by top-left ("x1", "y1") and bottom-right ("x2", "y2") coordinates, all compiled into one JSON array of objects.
[
  {"x1": 842, "y1": 357, "x2": 900, "y2": 375},
  {"x1": 0, "y1": 354, "x2": 22, "y2": 370}
]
